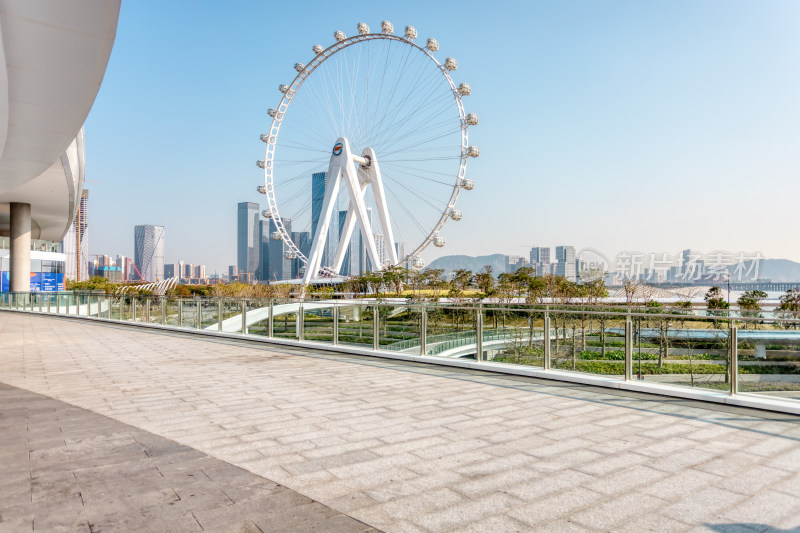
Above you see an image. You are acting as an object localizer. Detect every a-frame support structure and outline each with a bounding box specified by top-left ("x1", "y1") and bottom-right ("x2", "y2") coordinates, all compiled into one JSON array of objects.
[{"x1": 302, "y1": 137, "x2": 398, "y2": 284}]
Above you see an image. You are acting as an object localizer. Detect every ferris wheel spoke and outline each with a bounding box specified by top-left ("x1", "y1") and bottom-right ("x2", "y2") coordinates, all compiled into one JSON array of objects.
[
  {"x1": 379, "y1": 165, "x2": 455, "y2": 187},
  {"x1": 375, "y1": 91, "x2": 456, "y2": 149},
  {"x1": 382, "y1": 170, "x2": 446, "y2": 213}
]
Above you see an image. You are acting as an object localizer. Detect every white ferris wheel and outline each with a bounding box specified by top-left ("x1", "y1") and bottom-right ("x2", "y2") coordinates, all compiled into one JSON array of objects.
[{"x1": 256, "y1": 20, "x2": 479, "y2": 284}]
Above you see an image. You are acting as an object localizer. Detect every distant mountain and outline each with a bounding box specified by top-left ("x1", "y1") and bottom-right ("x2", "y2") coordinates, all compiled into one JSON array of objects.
[
  {"x1": 427, "y1": 254, "x2": 509, "y2": 274},
  {"x1": 759, "y1": 259, "x2": 800, "y2": 282}
]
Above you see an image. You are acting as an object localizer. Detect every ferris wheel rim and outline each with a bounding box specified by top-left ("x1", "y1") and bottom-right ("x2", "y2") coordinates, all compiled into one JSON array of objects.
[{"x1": 262, "y1": 30, "x2": 471, "y2": 269}]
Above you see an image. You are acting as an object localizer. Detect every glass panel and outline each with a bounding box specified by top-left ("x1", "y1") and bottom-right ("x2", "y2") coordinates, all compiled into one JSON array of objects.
[
  {"x1": 179, "y1": 299, "x2": 197, "y2": 329},
  {"x1": 217, "y1": 299, "x2": 243, "y2": 333},
  {"x1": 121, "y1": 297, "x2": 135, "y2": 322},
  {"x1": 164, "y1": 298, "x2": 180, "y2": 327},
  {"x1": 135, "y1": 298, "x2": 148, "y2": 323},
  {"x1": 737, "y1": 316, "x2": 800, "y2": 400},
  {"x1": 338, "y1": 303, "x2": 372, "y2": 348},
  {"x1": 200, "y1": 300, "x2": 219, "y2": 330},
  {"x1": 304, "y1": 302, "x2": 333, "y2": 344},
  {"x1": 381, "y1": 303, "x2": 424, "y2": 352},
  {"x1": 245, "y1": 300, "x2": 268, "y2": 336},
  {"x1": 635, "y1": 312, "x2": 731, "y2": 393}
]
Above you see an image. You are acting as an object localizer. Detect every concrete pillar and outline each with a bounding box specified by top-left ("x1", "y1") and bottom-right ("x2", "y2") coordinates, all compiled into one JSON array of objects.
[{"x1": 10, "y1": 203, "x2": 31, "y2": 292}]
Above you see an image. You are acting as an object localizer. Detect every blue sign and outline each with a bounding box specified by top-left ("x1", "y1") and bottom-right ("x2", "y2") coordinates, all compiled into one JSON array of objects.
[{"x1": 0, "y1": 272, "x2": 63, "y2": 292}]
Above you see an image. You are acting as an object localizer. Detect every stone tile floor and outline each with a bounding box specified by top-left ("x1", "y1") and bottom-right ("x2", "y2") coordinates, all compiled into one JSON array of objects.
[
  {"x1": 0, "y1": 382, "x2": 377, "y2": 533},
  {"x1": 2, "y1": 313, "x2": 800, "y2": 532}
]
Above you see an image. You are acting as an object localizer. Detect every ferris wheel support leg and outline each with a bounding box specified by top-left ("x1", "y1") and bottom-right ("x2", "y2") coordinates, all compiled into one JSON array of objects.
[
  {"x1": 339, "y1": 144, "x2": 383, "y2": 274},
  {"x1": 332, "y1": 181, "x2": 368, "y2": 274},
  {"x1": 302, "y1": 165, "x2": 343, "y2": 285},
  {"x1": 362, "y1": 148, "x2": 398, "y2": 266}
]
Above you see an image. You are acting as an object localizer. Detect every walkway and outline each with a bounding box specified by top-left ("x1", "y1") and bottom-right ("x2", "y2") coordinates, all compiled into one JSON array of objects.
[
  {"x1": 2, "y1": 313, "x2": 800, "y2": 532},
  {"x1": 0, "y1": 382, "x2": 375, "y2": 532}
]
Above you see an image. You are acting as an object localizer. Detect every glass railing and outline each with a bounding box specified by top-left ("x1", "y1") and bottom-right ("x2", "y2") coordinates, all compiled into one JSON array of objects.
[{"x1": 3, "y1": 292, "x2": 800, "y2": 409}]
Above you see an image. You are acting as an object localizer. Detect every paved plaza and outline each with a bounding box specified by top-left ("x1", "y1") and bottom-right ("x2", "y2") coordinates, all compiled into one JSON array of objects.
[{"x1": 2, "y1": 313, "x2": 800, "y2": 532}]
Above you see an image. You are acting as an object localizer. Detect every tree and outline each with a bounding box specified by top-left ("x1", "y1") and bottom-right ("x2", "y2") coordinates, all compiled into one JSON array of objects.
[
  {"x1": 451, "y1": 269, "x2": 473, "y2": 292},
  {"x1": 737, "y1": 290, "x2": 766, "y2": 328},
  {"x1": 775, "y1": 289, "x2": 800, "y2": 328},
  {"x1": 474, "y1": 265, "x2": 495, "y2": 296},
  {"x1": 704, "y1": 286, "x2": 730, "y2": 313}
]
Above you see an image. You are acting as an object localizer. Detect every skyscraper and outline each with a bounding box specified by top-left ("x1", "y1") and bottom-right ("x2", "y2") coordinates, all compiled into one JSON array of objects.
[
  {"x1": 63, "y1": 189, "x2": 89, "y2": 281},
  {"x1": 133, "y1": 225, "x2": 165, "y2": 282},
  {"x1": 257, "y1": 219, "x2": 270, "y2": 282},
  {"x1": 237, "y1": 202, "x2": 260, "y2": 275},
  {"x1": 311, "y1": 172, "x2": 326, "y2": 239},
  {"x1": 267, "y1": 218, "x2": 293, "y2": 281},
  {"x1": 554, "y1": 245, "x2": 576, "y2": 282},
  {"x1": 529, "y1": 246, "x2": 551, "y2": 277},
  {"x1": 291, "y1": 231, "x2": 311, "y2": 279}
]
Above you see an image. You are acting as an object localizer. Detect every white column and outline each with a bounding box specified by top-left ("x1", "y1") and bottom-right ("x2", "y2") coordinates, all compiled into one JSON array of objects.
[{"x1": 10, "y1": 202, "x2": 31, "y2": 292}]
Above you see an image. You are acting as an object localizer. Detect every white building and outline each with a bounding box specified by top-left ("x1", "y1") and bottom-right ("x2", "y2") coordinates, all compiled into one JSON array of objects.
[{"x1": 134, "y1": 225, "x2": 165, "y2": 282}]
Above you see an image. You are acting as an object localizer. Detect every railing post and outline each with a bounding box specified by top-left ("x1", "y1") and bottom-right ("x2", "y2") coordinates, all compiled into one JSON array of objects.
[
  {"x1": 39, "y1": 294, "x2": 43, "y2": 313},
  {"x1": 333, "y1": 304, "x2": 339, "y2": 345},
  {"x1": 420, "y1": 304, "x2": 427, "y2": 356},
  {"x1": 268, "y1": 300, "x2": 274, "y2": 337},
  {"x1": 544, "y1": 311, "x2": 551, "y2": 370},
  {"x1": 146, "y1": 298, "x2": 151, "y2": 323},
  {"x1": 217, "y1": 300, "x2": 223, "y2": 332},
  {"x1": 56, "y1": 294, "x2": 60, "y2": 314},
  {"x1": 373, "y1": 305, "x2": 380, "y2": 350},
  {"x1": 196, "y1": 300, "x2": 201, "y2": 329},
  {"x1": 625, "y1": 315, "x2": 633, "y2": 381},
  {"x1": 730, "y1": 323, "x2": 738, "y2": 395},
  {"x1": 298, "y1": 302, "x2": 304, "y2": 341},
  {"x1": 241, "y1": 300, "x2": 247, "y2": 334},
  {"x1": 160, "y1": 299, "x2": 165, "y2": 325},
  {"x1": 132, "y1": 297, "x2": 138, "y2": 322},
  {"x1": 475, "y1": 307, "x2": 484, "y2": 362},
  {"x1": 47, "y1": 294, "x2": 51, "y2": 314},
  {"x1": 178, "y1": 300, "x2": 183, "y2": 328}
]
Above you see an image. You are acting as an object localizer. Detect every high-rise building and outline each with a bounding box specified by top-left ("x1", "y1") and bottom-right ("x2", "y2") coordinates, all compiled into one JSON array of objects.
[
  {"x1": 63, "y1": 189, "x2": 89, "y2": 281},
  {"x1": 133, "y1": 225, "x2": 165, "y2": 282},
  {"x1": 554, "y1": 245, "x2": 576, "y2": 281},
  {"x1": 228, "y1": 265, "x2": 238, "y2": 277},
  {"x1": 529, "y1": 246, "x2": 551, "y2": 277},
  {"x1": 194, "y1": 265, "x2": 206, "y2": 280},
  {"x1": 311, "y1": 172, "x2": 326, "y2": 238},
  {"x1": 291, "y1": 231, "x2": 311, "y2": 279},
  {"x1": 267, "y1": 218, "x2": 292, "y2": 281},
  {"x1": 237, "y1": 202, "x2": 260, "y2": 276},
  {"x1": 164, "y1": 264, "x2": 176, "y2": 279},
  {"x1": 257, "y1": 219, "x2": 270, "y2": 282}
]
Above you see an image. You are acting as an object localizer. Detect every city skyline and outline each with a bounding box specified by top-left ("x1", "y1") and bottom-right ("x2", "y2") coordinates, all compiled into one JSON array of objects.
[{"x1": 83, "y1": 1, "x2": 800, "y2": 273}]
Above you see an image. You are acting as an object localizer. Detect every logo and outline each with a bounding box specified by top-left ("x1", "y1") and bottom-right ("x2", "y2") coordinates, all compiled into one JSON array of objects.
[
  {"x1": 577, "y1": 248, "x2": 611, "y2": 282},
  {"x1": 332, "y1": 142, "x2": 343, "y2": 156}
]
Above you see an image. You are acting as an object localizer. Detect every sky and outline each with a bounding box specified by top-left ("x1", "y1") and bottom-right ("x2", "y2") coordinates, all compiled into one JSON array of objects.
[{"x1": 85, "y1": 0, "x2": 800, "y2": 274}]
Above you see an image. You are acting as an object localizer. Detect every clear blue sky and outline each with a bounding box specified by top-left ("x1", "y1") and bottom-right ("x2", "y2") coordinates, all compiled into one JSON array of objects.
[{"x1": 85, "y1": 0, "x2": 800, "y2": 273}]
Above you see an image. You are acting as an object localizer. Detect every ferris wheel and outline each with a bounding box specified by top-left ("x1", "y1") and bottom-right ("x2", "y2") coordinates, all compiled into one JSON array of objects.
[{"x1": 256, "y1": 20, "x2": 478, "y2": 283}]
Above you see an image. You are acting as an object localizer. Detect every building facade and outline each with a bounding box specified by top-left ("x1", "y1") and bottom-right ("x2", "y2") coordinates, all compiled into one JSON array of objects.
[
  {"x1": 133, "y1": 225, "x2": 165, "y2": 282},
  {"x1": 237, "y1": 202, "x2": 260, "y2": 276},
  {"x1": 554, "y1": 245, "x2": 576, "y2": 282},
  {"x1": 62, "y1": 189, "x2": 89, "y2": 281}
]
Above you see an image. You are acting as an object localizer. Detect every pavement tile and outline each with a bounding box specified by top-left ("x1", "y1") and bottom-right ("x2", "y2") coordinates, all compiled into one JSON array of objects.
[
  {"x1": 570, "y1": 492, "x2": 666, "y2": 530},
  {"x1": 414, "y1": 492, "x2": 524, "y2": 531},
  {"x1": 507, "y1": 487, "x2": 602, "y2": 526},
  {"x1": 660, "y1": 486, "x2": 747, "y2": 525},
  {"x1": 718, "y1": 490, "x2": 800, "y2": 525}
]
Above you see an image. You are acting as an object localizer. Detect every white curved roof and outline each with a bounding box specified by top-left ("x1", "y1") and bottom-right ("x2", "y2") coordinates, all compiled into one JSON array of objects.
[{"x1": 0, "y1": 0, "x2": 120, "y2": 240}]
